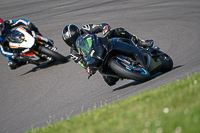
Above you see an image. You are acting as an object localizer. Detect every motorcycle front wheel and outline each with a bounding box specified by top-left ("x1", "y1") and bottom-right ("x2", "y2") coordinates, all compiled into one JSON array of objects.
[
  {"x1": 110, "y1": 57, "x2": 151, "y2": 82},
  {"x1": 40, "y1": 46, "x2": 67, "y2": 63},
  {"x1": 157, "y1": 51, "x2": 173, "y2": 73}
]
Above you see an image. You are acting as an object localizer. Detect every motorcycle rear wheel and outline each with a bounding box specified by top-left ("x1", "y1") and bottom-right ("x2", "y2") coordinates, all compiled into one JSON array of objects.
[
  {"x1": 40, "y1": 46, "x2": 67, "y2": 63},
  {"x1": 110, "y1": 57, "x2": 151, "y2": 82}
]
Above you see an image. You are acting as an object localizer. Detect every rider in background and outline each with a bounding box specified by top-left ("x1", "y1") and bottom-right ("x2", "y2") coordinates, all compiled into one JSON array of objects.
[
  {"x1": 62, "y1": 23, "x2": 154, "y2": 86},
  {"x1": 0, "y1": 18, "x2": 54, "y2": 70}
]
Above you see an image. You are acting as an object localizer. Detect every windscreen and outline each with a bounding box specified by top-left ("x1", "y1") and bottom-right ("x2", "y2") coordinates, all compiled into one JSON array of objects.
[
  {"x1": 76, "y1": 34, "x2": 93, "y2": 56},
  {"x1": 76, "y1": 34, "x2": 105, "y2": 60},
  {"x1": 6, "y1": 30, "x2": 25, "y2": 43}
]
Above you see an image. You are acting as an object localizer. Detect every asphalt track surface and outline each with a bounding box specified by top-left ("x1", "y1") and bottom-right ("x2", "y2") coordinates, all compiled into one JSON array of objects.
[{"x1": 0, "y1": 0, "x2": 200, "y2": 133}]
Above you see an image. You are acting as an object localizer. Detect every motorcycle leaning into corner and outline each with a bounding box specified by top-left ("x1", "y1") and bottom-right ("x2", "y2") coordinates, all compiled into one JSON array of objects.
[
  {"x1": 76, "y1": 34, "x2": 173, "y2": 82},
  {"x1": 6, "y1": 26, "x2": 67, "y2": 67}
]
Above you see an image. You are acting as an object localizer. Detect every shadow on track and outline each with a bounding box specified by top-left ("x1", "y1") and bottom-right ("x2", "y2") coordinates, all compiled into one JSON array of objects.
[
  {"x1": 113, "y1": 80, "x2": 142, "y2": 91},
  {"x1": 113, "y1": 65, "x2": 183, "y2": 91},
  {"x1": 171, "y1": 65, "x2": 183, "y2": 70},
  {"x1": 20, "y1": 55, "x2": 71, "y2": 76}
]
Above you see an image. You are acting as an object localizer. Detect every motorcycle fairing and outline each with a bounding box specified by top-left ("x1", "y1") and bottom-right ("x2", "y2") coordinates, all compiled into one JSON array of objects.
[
  {"x1": 107, "y1": 38, "x2": 147, "y2": 70},
  {"x1": 84, "y1": 34, "x2": 105, "y2": 70},
  {"x1": 108, "y1": 38, "x2": 139, "y2": 54},
  {"x1": 146, "y1": 54, "x2": 162, "y2": 75}
]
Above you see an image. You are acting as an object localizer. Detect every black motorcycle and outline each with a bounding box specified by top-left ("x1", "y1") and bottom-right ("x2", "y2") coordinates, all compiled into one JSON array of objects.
[{"x1": 76, "y1": 34, "x2": 173, "y2": 82}]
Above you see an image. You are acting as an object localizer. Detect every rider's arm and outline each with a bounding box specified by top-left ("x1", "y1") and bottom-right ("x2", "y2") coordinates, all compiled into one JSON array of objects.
[
  {"x1": 5, "y1": 19, "x2": 29, "y2": 28},
  {"x1": 0, "y1": 41, "x2": 13, "y2": 58},
  {"x1": 81, "y1": 23, "x2": 139, "y2": 42},
  {"x1": 80, "y1": 23, "x2": 111, "y2": 35},
  {"x1": 70, "y1": 48, "x2": 96, "y2": 78},
  {"x1": 70, "y1": 48, "x2": 87, "y2": 69},
  {"x1": 5, "y1": 19, "x2": 42, "y2": 35},
  {"x1": 35, "y1": 35, "x2": 54, "y2": 46}
]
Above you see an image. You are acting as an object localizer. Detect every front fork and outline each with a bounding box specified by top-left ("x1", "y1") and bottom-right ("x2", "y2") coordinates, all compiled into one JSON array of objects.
[
  {"x1": 44, "y1": 44, "x2": 57, "y2": 52},
  {"x1": 43, "y1": 44, "x2": 58, "y2": 61}
]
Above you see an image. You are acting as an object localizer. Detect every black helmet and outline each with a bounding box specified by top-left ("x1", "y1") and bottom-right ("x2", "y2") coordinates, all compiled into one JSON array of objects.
[{"x1": 62, "y1": 24, "x2": 80, "y2": 48}]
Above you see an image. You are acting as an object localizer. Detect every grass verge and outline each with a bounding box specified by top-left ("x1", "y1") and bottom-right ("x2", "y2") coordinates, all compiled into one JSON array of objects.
[{"x1": 27, "y1": 72, "x2": 200, "y2": 133}]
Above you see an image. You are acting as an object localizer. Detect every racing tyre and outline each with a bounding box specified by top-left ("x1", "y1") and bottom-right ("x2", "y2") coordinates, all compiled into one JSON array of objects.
[
  {"x1": 158, "y1": 51, "x2": 173, "y2": 72},
  {"x1": 110, "y1": 57, "x2": 151, "y2": 82},
  {"x1": 40, "y1": 46, "x2": 67, "y2": 63}
]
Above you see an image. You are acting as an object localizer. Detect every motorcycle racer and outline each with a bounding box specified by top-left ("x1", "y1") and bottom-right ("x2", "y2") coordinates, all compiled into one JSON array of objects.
[
  {"x1": 0, "y1": 18, "x2": 54, "y2": 70},
  {"x1": 62, "y1": 23, "x2": 154, "y2": 86}
]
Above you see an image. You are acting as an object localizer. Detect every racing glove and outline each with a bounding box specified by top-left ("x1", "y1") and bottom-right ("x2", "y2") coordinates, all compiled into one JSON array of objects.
[
  {"x1": 36, "y1": 35, "x2": 54, "y2": 46},
  {"x1": 70, "y1": 48, "x2": 87, "y2": 69},
  {"x1": 137, "y1": 39, "x2": 154, "y2": 48},
  {"x1": 70, "y1": 54, "x2": 82, "y2": 63},
  {"x1": 4, "y1": 20, "x2": 13, "y2": 25},
  {"x1": 47, "y1": 39, "x2": 54, "y2": 46}
]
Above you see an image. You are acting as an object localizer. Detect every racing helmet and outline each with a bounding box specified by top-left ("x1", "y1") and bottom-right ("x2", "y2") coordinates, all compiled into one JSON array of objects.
[
  {"x1": 0, "y1": 18, "x2": 5, "y2": 36},
  {"x1": 62, "y1": 24, "x2": 80, "y2": 48}
]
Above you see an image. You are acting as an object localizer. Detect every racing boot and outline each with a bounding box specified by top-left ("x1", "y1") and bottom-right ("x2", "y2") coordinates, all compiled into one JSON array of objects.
[
  {"x1": 137, "y1": 39, "x2": 154, "y2": 48},
  {"x1": 8, "y1": 60, "x2": 27, "y2": 70},
  {"x1": 103, "y1": 76, "x2": 119, "y2": 86}
]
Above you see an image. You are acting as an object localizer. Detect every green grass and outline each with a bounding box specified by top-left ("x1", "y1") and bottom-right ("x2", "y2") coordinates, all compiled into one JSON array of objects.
[{"x1": 27, "y1": 72, "x2": 200, "y2": 133}]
